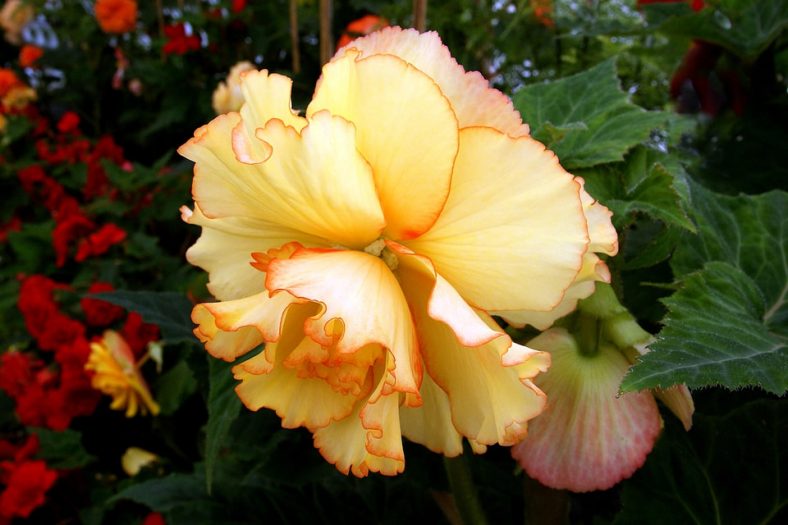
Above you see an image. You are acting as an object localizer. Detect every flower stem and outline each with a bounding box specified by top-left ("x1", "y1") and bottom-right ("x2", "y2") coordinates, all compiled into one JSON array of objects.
[{"x1": 443, "y1": 455, "x2": 490, "y2": 525}]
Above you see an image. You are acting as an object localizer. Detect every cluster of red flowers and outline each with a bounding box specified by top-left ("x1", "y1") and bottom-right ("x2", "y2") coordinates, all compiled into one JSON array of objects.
[
  {"x1": 0, "y1": 435, "x2": 58, "y2": 522},
  {"x1": 18, "y1": 112, "x2": 130, "y2": 267},
  {"x1": 163, "y1": 23, "x2": 201, "y2": 55},
  {"x1": 0, "y1": 274, "x2": 160, "y2": 433}
]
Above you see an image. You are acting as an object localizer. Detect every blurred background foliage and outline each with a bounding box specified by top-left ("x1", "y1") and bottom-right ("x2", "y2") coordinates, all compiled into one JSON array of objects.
[{"x1": 0, "y1": 1, "x2": 785, "y2": 524}]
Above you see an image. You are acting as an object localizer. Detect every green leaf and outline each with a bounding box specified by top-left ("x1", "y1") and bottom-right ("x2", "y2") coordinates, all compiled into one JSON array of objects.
[
  {"x1": 581, "y1": 146, "x2": 694, "y2": 231},
  {"x1": 110, "y1": 473, "x2": 207, "y2": 512},
  {"x1": 622, "y1": 261, "x2": 787, "y2": 394},
  {"x1": 32, "y1": 428, "x2": 95, "y2": 469},
  {"x1": 671, "y1": 183, "x2": 787, "y2": 330},
  {"x1": 155, "y1": 360, "x2": 198, "y2": 416},
  {"x1": 93, "y1": 290, "x2": 196, "y2": 343},
  {"x1": 645, "y1": 0, "x2": 788, "y2": 60},
  {"x1": 204, "y1": 356, "x2": 242, "y2": 493},
  {"x1": 615, "y1": 398, "x2": 788, "y2": 525},
  {"x1": 513, "y1": 59, "x2": 668, "y2": 169}
]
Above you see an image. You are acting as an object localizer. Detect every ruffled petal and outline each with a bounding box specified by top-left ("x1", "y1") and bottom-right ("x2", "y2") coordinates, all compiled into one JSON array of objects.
[
  {"x1": 232, "y1": 303, "x2": 359, "y2": 429},
  {"x1": 578, "y1": 178, "x2": 618, "y2": 256},
  {"x1": 182, "y1": 204, "x2": 324, "y2": 300},
  {"x1": 179, "y1": 111, "x2": 386, "y2": 251},
  {"x1": 511, "y1": 329, "x2": 661, "y2": 493},
  {"x1": 339, "y1": 27, "x2": 529, "y2": 136},
  {"x1": 192, "y1": 288, "x2": 303, "y2": 361},
  {"x1": 396, "y1": 252, "x2": 549, "y2": 446},
  {"x1": 239, "y1": 69, "x2": 307, "y2": 132},
  {"x1": 406, "y1": 126, "x2": 588, "y2": 312},
  {"x1": 265, "y1": 247, "x2": 422, "y2": 397},
  {"x1": 308, "y1": 51, "x2": 458, "y2": 240},
  {"x1": 399, "y1": 372, "x2": 463, "y2": 457},
  {"x1": 313, "y1": 360, "x2": 405, "y2": 477}
]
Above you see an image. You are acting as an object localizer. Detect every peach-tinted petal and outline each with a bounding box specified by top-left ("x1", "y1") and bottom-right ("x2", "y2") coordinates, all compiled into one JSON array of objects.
[
  {"x1": 238, "y1": 69, "x2": 307, "y2": 132},
  {"x1": 396, "y1": 256, "x2": 549, "y2": 446},
  {"x1": 266, "y1": 247, "x2": 422, "y2": 397},
  {"x1": 406, "y1": 127, "x2": 587, "y2": 312},
  {"x1": 192, "y1": 288, "x2": 303, "y2": 361},
  {"x1": 313, "y1": 363, "x2": 405, "y2": 477},
  {"x1": 339, "y1": 27, "x2": 529, "y2": 136},
  {"x1": 496, "y1": 255, "x2": 611, "y2": 330},
  {"x1": 512, "y1": 328, "x2": 661, "y2": 493},
  {"x1": 179, "y1": 111, "x2": 386, "y2": 250},
  {"x1": 389, "y1": 241, "x2": 500, "y2": 347},
  {"x1": 232, "y1": 302, "x2": 359, "y2": 429},
  {"x1": 578, "y1": 179, "x2": 618, "y2": 256},
  {"x1": 399, "y1": 373, "x2": 463, "y2": 457},
  {"x1": 308, "y1": 51, "x2": 458, "y2": 240},
  {"x1": 182, "y1": 204, "x2": 323, "y2": 300}
]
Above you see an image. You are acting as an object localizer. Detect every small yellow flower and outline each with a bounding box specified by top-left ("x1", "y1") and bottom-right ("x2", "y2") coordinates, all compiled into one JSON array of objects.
[
  {"x1": 85, "y1": 330, "x2": 160, "y2": 418},
  {"x1": 121, "y1": 447, "x2": 158, "y2": 476},
  {"x1": 212, "y1": 61, "x2": 255, "y2": 115},
  {"x1": 181, "y1": 27, "x2": 617, "y2": 476}
]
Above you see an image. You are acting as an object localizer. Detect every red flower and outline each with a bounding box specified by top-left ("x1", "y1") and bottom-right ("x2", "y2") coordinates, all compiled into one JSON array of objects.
[
  {"x1": 19, "y1": 45, "x2": 43, "y2": 68},
  {"x1": 336, "y1": 15, "x2": 389, "y2": 49},
  {"x1": 18, "y1": 275, "x2": 63, "y2": 342},
  {"x1": 52, "y1": 210, "x2": 95, "y2": 267},
  {"x1": 75, "y1": 223, "x2": 127, "y2": 262},
  {"x1": 0, "y1": 460, "x2": 57, "y2": 520},
  {"x1": 0, "y1": 435, "x2": 39, "y2": 463},
  {"x1": 163, "y1": 24, "x2": 201, "y2": 55},
  {"x1": 231, "y1": 0, "x2": 246, "y2": 13},
  {"x1": 122, "y1": 312, "x2": 160, "y2": 357},
  {"x1": 36, "y1": 313, "x2": 86, "y2": 352},
  {"x1": 56, "y1": 111, "x2": 80, "y2": 134},
  {"x1": 143, "y1": 512, "x2": 166, "y2": 525},
  {"x1": 636, "y1": 0, "x2": 704, "y2": 10},
  {"x1": 81, "y1": 282, "x2": 125, "y2": 327},
  {"x1": 0, "y1": 352, "x2": 40, "y2": 399}
]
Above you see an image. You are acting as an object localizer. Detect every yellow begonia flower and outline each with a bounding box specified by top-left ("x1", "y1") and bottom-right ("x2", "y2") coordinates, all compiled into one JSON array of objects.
[
  {"x1": 85, "y1": 330, "x2": 160, "y2": 418},
  {"x1": 180, "y1": 27, "x2": 617, "y2": 477},
  {"x1": 212, "y1": 61, "x2": 256, "y2": 115}
]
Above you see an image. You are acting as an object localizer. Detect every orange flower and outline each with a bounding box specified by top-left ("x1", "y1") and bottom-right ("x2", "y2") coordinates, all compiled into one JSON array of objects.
[
  {"x1": 85, "y1": 330, "x2": 159, "y2": 417},
  {"x1": 0, "y1": 67, "x2": 35, "y2": 110},
  {"x1": 336, "y1": 14, "x2": 389, "y2": 50},
  {"x1": 181, "y1": 28, "x2": 616, "y2": 476},
  {"x1": 18, "y1": 45, "x2": 42, "y2": 68},
  {"x1": 95, "y1": 0, "x2": 137, "y2": 34}
]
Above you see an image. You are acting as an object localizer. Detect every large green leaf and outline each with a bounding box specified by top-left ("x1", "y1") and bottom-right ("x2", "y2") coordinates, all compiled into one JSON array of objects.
[
  {"x1": 671, "y1": 184, "x2": 787, "y2": 327},
  {"x1": 204, "y1": 357, "x2": 242, "y2": 493},
  {"x1": 644, "y1": 0, "x2": 788, "y2": 60},
  {"x1": 155, "y1": 360, "x2": 198, "y2": 416},
  {"x1": 110, "y1": 473, "x2": 208, "y2": 512},
  {"x1": 622, "y1": 261, "x2": 787, "y2": 394},
  {"x1": 513, "y1": 59, "x2": 668, "y2": 169},
  {"x1": 581, "y1": 146, "x2": 694, "y2": 232},
  {"x1": 623, "y1": 184, "x2": 787, "y2": 393},
  {"x1": 93, "y1": 290, "x2": 196, "y2": 343}
]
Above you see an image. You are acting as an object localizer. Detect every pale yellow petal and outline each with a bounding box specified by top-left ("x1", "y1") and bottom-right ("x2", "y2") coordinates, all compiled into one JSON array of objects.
[
  {"x1": 239, "y1": 69, "x2": 307, "y2": 132},
  {"x1": 397, "y1": 262, "x2": 549, "y2": 446},
  {"x1": 179, "y1": 111, "x2": 386, "y2": 251},
  {"x1": 578, "y1": 178, "x2": 618, "y2": 256},
  {"x1": 308, "y1": 51, "x2": 458, "y2": 240},
  {"x1": 338, "y1": 27, "x2": 529, "y2": 136},
  {"x1": 266, "y1": 247, "x2": 421, "y2": 397},
  {"x1": 406, "y1": 127, "x2": 588, "y2": 312},
  {"x1": 183, "y1": 204, "x2": 323, "y2": 300},
  {"x1": 399, "y1": 373, "x2": 463, "y2": 457},
  {"x1": 495, "y1": 255, "x2": 611, "y2": 330}
]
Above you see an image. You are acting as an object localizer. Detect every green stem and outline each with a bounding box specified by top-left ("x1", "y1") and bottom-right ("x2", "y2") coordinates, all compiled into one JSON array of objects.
[{"x1": 443, "y1": 455, "x2": 490, "y2": 525}]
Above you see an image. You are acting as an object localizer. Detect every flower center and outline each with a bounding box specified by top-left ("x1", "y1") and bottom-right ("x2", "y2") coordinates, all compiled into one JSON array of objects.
[{"x1": 362, "y1": 237, "x2": 398, "y2": 271}]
